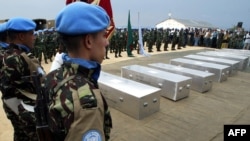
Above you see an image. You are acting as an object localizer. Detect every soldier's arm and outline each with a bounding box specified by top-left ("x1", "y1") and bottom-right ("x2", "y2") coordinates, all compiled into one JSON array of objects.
[
  {"x1": 102, "y1": 93, "x2": 112, "y2": 141},
  {"x1": 3, "y1": 54, "x2": 26, "y2": 94}
]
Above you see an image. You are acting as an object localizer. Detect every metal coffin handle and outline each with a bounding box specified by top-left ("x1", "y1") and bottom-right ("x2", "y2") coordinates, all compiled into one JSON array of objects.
[
  {"x1": 153, "y1": 98, "x2": 158, "y2": 103},
  {"x1": 179, "y1": 87, "x2": 183, "y2": 92},
  {"x1": 158, "y1": 83, "x2": 163, "y2": 88},
  {"x1": 119, "y1": 97, "x2": 124, "y2": 102}
]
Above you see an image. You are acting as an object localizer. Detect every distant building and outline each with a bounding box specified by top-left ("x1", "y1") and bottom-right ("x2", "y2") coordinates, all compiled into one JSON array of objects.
[{"x1": 156, "y1": 18, "x2": 217, "y2": 29}]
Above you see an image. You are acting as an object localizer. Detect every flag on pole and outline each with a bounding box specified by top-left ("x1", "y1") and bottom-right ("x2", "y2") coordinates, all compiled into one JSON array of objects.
[
  {"x1": 138, "y1": 13, "x2": 150, "y2": 57},
  {"x1": 65, "y1": 0, "x2": 115, "y2": 39},
  {"x1": 126, "y1": 11, "x2": 134, "y2": 57},
  {"x1": 99, "y1": 0, "x2": 115, "y2": 40}
]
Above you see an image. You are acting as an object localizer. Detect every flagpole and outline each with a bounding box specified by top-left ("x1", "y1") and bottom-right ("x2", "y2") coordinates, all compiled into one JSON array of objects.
[
  {"x1": 138, "y1": 12, "x2": 150, "y2": 57},
  {"x1": 138, "y1": 12, "x2": 140, "y2": 54},
  {"x1": 138, "y1": 12, "x2": 140, "y2": 29}
]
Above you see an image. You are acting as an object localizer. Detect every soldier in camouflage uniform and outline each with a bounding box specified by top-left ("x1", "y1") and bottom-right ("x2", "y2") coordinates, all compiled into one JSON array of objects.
[
  {"x1": 36, "y1": 31, "x2": 48, "y2": 63},
  {"x1": 132, "y1": 30, "x2": 139, "y2": 54},
  {"x1": 177, "y1": 28, "x2": 184, "y2": 49},
  {"x1": 163, "y1": 29, "x2": 170, "y2": 51},
  {"x1": 32, "y1": 32, "x2": 40, "y2": 58},
  {"x1": 171, "y1": 29, "x2": 178, "y2": 50},
  {"x1": 156, "y1": 29, "x2": 163, "y2": 51},
  {"x1": 109, "y1": 30, "x2": 116, "y2": 54},
  {"x1": 122, "y1": 29, "x2": 127, "y2": 51},
  {"x1": 0, "y1": 17, "x2": 45, "y2": 141},
  {"x1": 147, "y1": 29, "x2": 155, "y2": 52},
  {"x1": 43, "y1": 3, "x2": 112, "y2": 141},
  {"x1": 114, "y1": 29, "x2": 123, "y2": 57},
  {"x1": 51, "y1": 28, "x2": 59, "y2": 56},
  {"x1": 44, "y1": 29, "x2": 55, "y2": 62},
  {"x1": 143, "y1": 29, "x2": 149, "y2": 47}
]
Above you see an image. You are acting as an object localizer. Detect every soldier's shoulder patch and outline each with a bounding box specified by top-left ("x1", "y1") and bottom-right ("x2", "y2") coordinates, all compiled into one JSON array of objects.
[{"x1": 82, "y1": 129, "x2": 102, "y2": 141}]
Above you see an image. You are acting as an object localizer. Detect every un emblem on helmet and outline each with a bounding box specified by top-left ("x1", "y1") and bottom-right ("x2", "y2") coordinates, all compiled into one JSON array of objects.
[{"x1": 82, "y1": 130, "x2": 102, "y2": 141}]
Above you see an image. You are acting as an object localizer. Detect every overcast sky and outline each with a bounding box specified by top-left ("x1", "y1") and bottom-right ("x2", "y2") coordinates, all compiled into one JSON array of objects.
[{"x1": 0, "y1": 0, "x2": 250, "y2": 30}]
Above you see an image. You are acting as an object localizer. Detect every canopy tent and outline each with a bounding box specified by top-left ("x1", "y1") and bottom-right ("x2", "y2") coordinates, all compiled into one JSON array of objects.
[{"x1": 156, "y1": 18, "x2": 217, "y2": 29}]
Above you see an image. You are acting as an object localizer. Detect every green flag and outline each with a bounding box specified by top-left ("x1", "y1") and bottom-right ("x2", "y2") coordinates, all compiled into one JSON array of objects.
[{"x1": 126, "y1": 11, "x2": 134, "y2": 57}]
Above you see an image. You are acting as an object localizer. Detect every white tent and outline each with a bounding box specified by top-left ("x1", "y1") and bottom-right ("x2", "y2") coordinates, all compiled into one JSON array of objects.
[{"x1": 156, "y1": 18, "x2": 217, "y2": 29}]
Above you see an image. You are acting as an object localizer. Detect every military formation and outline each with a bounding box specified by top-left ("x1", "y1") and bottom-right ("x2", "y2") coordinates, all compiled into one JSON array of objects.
[
  {"x1": 107, "y1": 27, "x2": 249, "y2": 59},
  {"x1": 33, "y1": 28, "x2": 58, "y2": 64},
  {"x1": 107, "y1": 28, "x2": 188, "y2": 58},
  {"x1": 10, "y1": 26, "x2": 249, "y2": 64}
]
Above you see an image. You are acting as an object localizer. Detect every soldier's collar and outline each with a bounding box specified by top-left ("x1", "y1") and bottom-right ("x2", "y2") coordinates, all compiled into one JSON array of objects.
[
  {"x1": 62, "y1": 54, "x2": 101, "y2": 82},
  {"x1": 0, "y1": 42, "x2": 9, "y2": 49},
  {"x1": 16, "y1": 44, "x2": 30, "y2": 52}
]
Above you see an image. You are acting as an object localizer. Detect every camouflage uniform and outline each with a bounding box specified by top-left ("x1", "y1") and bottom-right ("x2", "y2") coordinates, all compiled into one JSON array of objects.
[
  {"x1": 147, "y1": 30, "x2": 154, "y2": 52},
  {"x1": 44, "y1": 60, "x2": 112, "y2": 141},
  {"x1": 163, "y1": 29, "x2": 170, "y2": 51},
  {"x1": 177, "y1": 29, "x2": 184, "y2": 49},
  {"x1": 45, "y1": 31, "x2": 55, "y2": 62},
  {"x1": 156, "y1": 29, "x2": 163, "y2": 51},
  {"x1": 171, "y1": 29, "x2": 178, "y2": 50},
  {"x1": 109, "y1": 33, "x2": 116, "y2": 53},
  {"x1": 32, "y1": 34, "x2": 40, "y2": 59},
  {"x1": 122, "y1": 30, "x2": 127, "y2": 52},
  {"x1": 0, "y1": 42, "x2": 8, "y2": 88},
  {"x1": 52, "y1": 31, "x2": 59, "y2": 56},
  {"x1": 1, "y1": 44, "x2": 40, "y2": 141},
  {"x1": 143, "y1": 30, "x2": 149, "y2": 47},
  {"x1": 115, "y1": 31, "x2": 122, "y2": 57},
  {"x1": 37, "y1": 33, "x2": 48, "y2": 63}
]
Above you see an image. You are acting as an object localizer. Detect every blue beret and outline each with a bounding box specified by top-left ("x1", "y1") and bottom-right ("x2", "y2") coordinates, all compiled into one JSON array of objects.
[
  {"x1": 6, "y1": 17, "x2": 36, "y2": 31},
  {"x1": 56, "y1": 2, "x2": 110, "y2": 35},
  {"x1": 0, "y1": 22, "x2": 7, "y2": 33}
]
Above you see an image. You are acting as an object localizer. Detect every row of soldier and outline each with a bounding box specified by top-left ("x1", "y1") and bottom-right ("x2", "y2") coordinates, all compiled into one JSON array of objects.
[
  {"x1": 33, "y1": 29, "x2": 58, "y2": 63},
  {"x1": 106, "y1": 28, "x2": 189, "y2": 59},
  {"x1": 106, "y1": 27, "x2": 248, "y2": 59},
  {"x1": 21, "y1": 27, "x2": 249, "y2": 63},
  {"x1": 106, "y1": 28, "x2": 225, "y2": 59}
]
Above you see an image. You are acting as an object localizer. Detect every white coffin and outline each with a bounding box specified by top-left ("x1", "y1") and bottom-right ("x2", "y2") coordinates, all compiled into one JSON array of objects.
[
  {"x1": 170, "y1": 58, "x2": 230, "y2": 82},
  {"x1": 217, "y1": 49, "x2": 250, "y2": 66},
  {"x1": 98, "y1": 71, "x2": 161, "y2": 120},
  {"x1": 121, "y1": 65, "x2": 192, "y2": 101},
  {"x1": 183, "y1": 54, "x2": 240, "y2": 76},
  {"x1": 197, "y1": 51, "x2": 248, "y2": 70},
  {"x1": 148, "y1": 63, "x2": 214, "y2": 93}
]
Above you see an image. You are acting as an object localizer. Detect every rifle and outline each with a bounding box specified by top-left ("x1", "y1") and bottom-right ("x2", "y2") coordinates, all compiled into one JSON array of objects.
[{"x1": 28, "y1": 71, "x2": 54, "y2": 141}]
